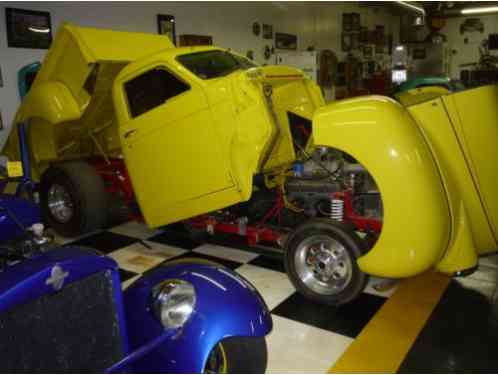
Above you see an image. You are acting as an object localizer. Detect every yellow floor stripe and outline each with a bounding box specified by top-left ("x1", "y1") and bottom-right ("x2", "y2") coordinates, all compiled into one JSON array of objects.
[{"x1": 329, "y1": 272, "x2": 450, "y2": 373}]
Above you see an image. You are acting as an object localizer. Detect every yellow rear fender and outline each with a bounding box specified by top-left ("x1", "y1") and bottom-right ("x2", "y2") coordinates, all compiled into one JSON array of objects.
[
  {"x1": 16, "y1": 81, "x2": 82, "y2": 125},
  {"x1": 3, "y1": 81, "x2": 82, "y2": 179},
  {"x1": 312, "y1": 96, "x2": 450, "y2": 278}
]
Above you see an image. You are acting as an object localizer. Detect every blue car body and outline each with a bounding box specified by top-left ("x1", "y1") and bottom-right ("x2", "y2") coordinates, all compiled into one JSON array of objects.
[
  {"x1": 0, "y1": 194, "x2": 40, "y2": 240},
  {"x1": 0, "y1": 243, "x2": 272, "y2": 372},
  {"x1": 0, "y1": 195, "x2": 272, "y2": 372}
]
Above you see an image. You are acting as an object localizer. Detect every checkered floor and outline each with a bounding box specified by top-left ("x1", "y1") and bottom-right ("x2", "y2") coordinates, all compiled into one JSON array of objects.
[{"x1": 53, "y1": 220, "x2": 398, "y2": 373}]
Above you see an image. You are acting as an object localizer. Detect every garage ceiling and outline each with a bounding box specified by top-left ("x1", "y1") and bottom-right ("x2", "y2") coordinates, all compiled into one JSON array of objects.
[{"x1": 360, "y1": 1, "x2": 498, "y2": 18}]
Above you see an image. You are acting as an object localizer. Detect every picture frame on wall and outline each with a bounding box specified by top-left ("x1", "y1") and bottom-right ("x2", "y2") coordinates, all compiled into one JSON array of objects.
[
  {"x1": 275, "y1": 32, "x2": 297, "y2": 50},
  {"x1": 412, "y1": 48, "x2": 426, "y2": 60},
  {"x1": 262, "y1": 24, "x2": 273, "y2": 39},
  {"x1": 5, "y1": 7, "x2": 52, "y2": 49},
  {"x1": 157, "y1": 14, "x2": 176, "y2": 46},
  {"x1": 363, "y1": 45, "x2": 373, "y2": 59},
  {"x1": 341, "y1": 33, "x2": 352, "y2": 52}
]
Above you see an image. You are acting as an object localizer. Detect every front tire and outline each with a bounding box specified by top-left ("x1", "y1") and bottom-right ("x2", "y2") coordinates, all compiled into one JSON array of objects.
[
  {"x1": 40, "y1": 161, "x2": 108, "y2": 237},
  {"x1": 204, "y1": 336, "x2": 268, "y2": 374},
  {"x1": 285, "y1": 219, "x2": 368, "y2": 305}
]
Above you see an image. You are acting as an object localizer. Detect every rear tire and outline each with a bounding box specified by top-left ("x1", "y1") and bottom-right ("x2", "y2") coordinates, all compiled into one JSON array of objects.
[
  {"x1": 204, "y1": 336, "x2": 268, "y2": 374},
  {"x1": 285, "y1": 218, "x2": 368, "y2": 305},
  {"x1": 40, "y1": 161, "x2": 108, "y2": 237}
]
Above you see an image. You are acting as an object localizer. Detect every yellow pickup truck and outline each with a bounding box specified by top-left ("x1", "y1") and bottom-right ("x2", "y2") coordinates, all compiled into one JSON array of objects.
[{"x1": 4, "y1": 23, "x2": 498, "y2": 305}]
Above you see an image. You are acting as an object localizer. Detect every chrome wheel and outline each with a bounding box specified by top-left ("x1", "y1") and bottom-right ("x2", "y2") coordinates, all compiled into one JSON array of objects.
[
  {"x1": 47, "y1": 184, "x2": 74, "y2": 223},
  {"x1": 294, "y1": 235, "x2": 353, "y2": 295}
]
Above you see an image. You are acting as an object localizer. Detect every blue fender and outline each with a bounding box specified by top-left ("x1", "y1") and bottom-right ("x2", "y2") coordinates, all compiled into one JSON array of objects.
[
  {"x1": 0, "y1": 194, "x2": 40, "y2": 241},
  {"x1": 122, "y1": 261, "x2": 272, "y2": 373}
]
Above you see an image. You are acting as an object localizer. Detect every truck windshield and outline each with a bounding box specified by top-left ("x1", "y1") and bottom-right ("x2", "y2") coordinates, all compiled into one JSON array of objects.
[{"x1": 177, "y1": 50, "x2": 256, "y2": 80}]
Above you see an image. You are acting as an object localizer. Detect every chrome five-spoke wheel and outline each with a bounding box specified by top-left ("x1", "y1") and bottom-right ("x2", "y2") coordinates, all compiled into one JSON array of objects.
[
  {"x1": 47, "y1": 184, "x2": 74, "y2": 223},
  {"x1": 285, "y1": 219, "x2": 368, "y2": 305},
  {"x1": 294, "y1": 235, "x2": 353, "y2": 295}
]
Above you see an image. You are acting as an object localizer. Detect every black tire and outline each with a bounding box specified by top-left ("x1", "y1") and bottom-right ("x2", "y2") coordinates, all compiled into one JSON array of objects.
[
  {"x1": 205, "y1": 336, "x2": 268, "y2": 374},
  {"x1": 107, "y1": 192, "x2": 131, "y2": 227},
  {"x1": 285, "y1": 218, "x2": 368, "y2": 305},
  {"x1": 40, "y1": 161, "x2": 108, "y2": 237}
]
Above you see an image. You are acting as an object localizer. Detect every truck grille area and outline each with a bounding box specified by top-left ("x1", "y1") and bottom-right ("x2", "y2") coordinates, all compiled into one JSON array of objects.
[{"x1": 0, "y1": 271, "x2": 124, "y2": 372}]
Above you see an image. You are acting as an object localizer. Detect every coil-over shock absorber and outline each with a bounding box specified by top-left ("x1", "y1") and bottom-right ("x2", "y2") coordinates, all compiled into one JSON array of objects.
[{"x1": 330, "y1": 194, "x2": 344, "y2": 222}]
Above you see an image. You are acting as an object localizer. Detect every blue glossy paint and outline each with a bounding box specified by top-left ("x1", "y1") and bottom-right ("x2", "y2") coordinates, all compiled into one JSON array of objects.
[
  {"x1": 123, "y1": 262, "x2": 273, "y2": 373},
  {"x1": 0, "y1": 246, "x2": 272, "y2": 372},
  {"x1": 0, "y1": 194, "x2": 40, "y2": 241},
  {"x1": 0, "y1": 247, "x2": 130, "y2": 356},
  {"x1": 0, "y1": 247, "x2": 119, "y2": 311}
]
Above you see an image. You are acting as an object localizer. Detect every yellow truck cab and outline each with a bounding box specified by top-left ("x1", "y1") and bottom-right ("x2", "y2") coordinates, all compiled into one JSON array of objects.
[{"x1": 4, "y1": 23, "x2": 498, "y2": 305}]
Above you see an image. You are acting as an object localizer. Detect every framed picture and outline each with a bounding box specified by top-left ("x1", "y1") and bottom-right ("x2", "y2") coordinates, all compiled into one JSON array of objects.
[
  {"x1": 363, "y1": 45, "x2": 373, "y2": 59},
  {"x1": 375, "y1": 43, "x2": 384, "y2": 55},
  {"x1": 412, "y1": 48, "x2": 426, "y2": 60},
  {"x1": 252, "y1": 22, "x2": 261, "y2": 36},
  {"x1": 5, "y1": 7, "x2": 52, "y2": 49},
  {"x1": 178, "y1": 34, "x2": 213, "y2": 47},
  {"x1": 263, "y1": 24, "x2": 273, "y2": 39},
  {"x1": 275, "y1": 32, "x2": 297, "y2": 50},
  {"x1": 342, "y1": 13, "x2": 352, "y2": 32},
  {"x1": 341, "y1": 33, "x2": 352, "y2": 52},
  {"x1": 157, "y1": 14, "x2": 176, "y2": 46}
]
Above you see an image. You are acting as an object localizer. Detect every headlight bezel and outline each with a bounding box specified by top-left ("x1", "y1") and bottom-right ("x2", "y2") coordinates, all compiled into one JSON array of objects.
[{"x1": 151, "y1": 279, "x2": 196, "y2": 329}]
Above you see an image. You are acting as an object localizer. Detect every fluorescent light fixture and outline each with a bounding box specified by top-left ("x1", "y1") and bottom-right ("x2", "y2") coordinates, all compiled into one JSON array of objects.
[
  {"x1": 461, "y1": 6, "x2": 498, "y2": 14},
  {"x1": 28, "y1": 26, "x2": 50, "y2": 33},
  {"x1": 396, "y1": 1, "x2": 426, "y2": 15},
  {"x1": 395, "y1": 46, "x2": 405, "y2": 51}
]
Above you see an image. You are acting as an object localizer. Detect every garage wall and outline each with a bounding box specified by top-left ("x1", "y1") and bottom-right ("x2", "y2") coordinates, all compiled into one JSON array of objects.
[
  {"x1": 312, "y1": 2, "x2": 399, "y2": 57},
  {"x1": 443, "y1": 14, "x2": 498, "y2": 79},
  {"x1": 0, "y1": 1, "x2": 397, "y2": 146}
]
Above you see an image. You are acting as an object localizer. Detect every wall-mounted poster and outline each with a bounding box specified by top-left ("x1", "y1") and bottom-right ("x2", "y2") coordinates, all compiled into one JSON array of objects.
[
  {"x1": 341, "y1": 33, "x2": 352, "y2": 52},
  {"x1": 5, "y1": 7, "x2": 52, "y2": 49},
  {"x1": 363, "y1": 45, "x2": 373, "y2": 59},
  {"x1": 263, "y1": 24, "x2": 273, "y2": 39},
  {"x1": 252, "y1": 22, "x2": 261, "y2": 36},
  {"x1": 412, "y1": 48, "x2": 426, "y2": 60},
  {"x1": 157, "y1": 14, "x2": 176, "y2": 45},
  {"x1": 275, "y1": 32, "x2": 297, "y2": 50},
  {"x1": 178, "y1": 34, "x2": 213, "y2": 46}
]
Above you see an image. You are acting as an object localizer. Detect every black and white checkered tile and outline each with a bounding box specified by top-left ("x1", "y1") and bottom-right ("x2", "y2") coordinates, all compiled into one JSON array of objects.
[{"x1": 55, "y1": 220, "x2": 398, "y2": 373}]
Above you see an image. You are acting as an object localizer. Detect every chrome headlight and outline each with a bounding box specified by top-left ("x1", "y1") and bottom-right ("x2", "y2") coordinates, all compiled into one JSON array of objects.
[{"x1": 152, "y1": 279, "x2": 196, "y2": 329}]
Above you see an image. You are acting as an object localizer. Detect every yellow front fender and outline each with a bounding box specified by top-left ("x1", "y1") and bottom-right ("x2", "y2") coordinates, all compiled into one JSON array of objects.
[{"x1": 313, "y1": 96, "x2": 450, "y2": 278}]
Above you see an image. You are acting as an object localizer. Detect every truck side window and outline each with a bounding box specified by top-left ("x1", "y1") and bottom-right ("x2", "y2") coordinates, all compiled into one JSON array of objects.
[{"x1": 125, "y1": 68, "x2": 189, "y2": 118}]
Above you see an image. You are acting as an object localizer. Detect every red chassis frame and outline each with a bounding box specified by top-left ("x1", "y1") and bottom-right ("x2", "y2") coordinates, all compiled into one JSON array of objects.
[
  {"x1": 87, "y1": 157, "x2": 142, "y2": 221},
  {"x1": 187, "y1": 190, "x2": 382, "y2": 248},
  {"x1": 88, "y1": 157, "x2": 382, "y2": 248}
]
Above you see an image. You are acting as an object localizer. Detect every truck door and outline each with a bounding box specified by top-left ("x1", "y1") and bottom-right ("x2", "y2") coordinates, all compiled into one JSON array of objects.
[{"x1": 115, "y1": 64, "x2": 233, "y2": 227}]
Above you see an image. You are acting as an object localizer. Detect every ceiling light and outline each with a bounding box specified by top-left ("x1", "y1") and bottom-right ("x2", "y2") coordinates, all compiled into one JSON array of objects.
[
  {"x1": 461, "y1": 6, "x2": 498, "y2": 14},
  {"x1": 396, "y1": 1, "x2": 426, "y2": 15}
]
